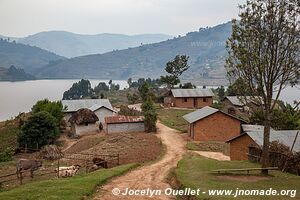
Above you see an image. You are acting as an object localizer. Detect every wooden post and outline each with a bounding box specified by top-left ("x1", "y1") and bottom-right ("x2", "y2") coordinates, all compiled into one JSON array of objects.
[
  {"x1": 282, "y1": 131, "x2": 299, "y2": 172},
  {"x1": 36, "y1": 143, "x2": 39, "y2": 151},
  {"x1": 20, "y1": 172, "x2": 23, "y2": 185},
  {"x1": 25, "y1": 144, "x2": 27, "y2": 153},
  {"x1": 85, "y1": 160, "x2": 88, "y2": 173},
  {"x1": 57, "y1": 159, "x2": 60, "y2": 178}
]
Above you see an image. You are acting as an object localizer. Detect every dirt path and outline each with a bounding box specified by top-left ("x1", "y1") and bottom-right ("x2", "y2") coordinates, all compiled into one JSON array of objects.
[
  {"x1": 93, "y1": 122, "x2": 186, "y2": 200},
  {"x1": 189, "y1": 150, "x2": 230, "y2": 161}
]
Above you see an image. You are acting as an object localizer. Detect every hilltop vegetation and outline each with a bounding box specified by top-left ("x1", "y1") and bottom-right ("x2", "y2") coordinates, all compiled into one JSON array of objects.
[
  {"x1": 0, "y1": 39, "x2": 64, "y2": 74},
  {"x1": 36, "y1": 22, "x2": 232, "y2": 80},
  {"x1": 0, "y1": 65, "x2": 35, "y2": 81}
]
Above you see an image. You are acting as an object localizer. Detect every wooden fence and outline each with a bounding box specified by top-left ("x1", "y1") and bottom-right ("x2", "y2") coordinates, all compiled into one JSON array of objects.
[{"x1": 0, "y1": 152, "x2": 120, "y2": 187}]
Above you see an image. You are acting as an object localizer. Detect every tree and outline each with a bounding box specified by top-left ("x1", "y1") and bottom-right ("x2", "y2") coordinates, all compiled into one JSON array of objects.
[
  {"x1": 139, "y1": 82, "x2": 157, "y2": 132},
  {"x1": 217, "y1": 86, "x2": 225, "y2": 100},
  {"x1": 127, "y1": 78, "x2": 132, "y2": 88},
  {"x1": 160, "y1": 55, "x2": 190, "y2": 88},
  {"x1": 18, "y1": 111, "x2": 59, "y2": 149},
  {"x1": 180, "y1": 82, "x2": 196, "y2": 89},
  {"x1": 250, "y1": 103, "x2": 300, "y2": 130},
  {"x1": 226, "y1": 78, "x2": 252, "y2": 96},
  {"x1": 142, "y1": 99, "x2": 157, "y2": 132},
  {"x1": 63, "y1": 79, "x2": 92, "y2": 100},
  {"x1": 94, "y1": 82, "x2": 109, "y2": 93},
  {"x1": 31, "y1": 99, "x2": 65, "y2": 125},
  {"x1": 226, "y1": 0, "x2": 300, "y2": 174}
]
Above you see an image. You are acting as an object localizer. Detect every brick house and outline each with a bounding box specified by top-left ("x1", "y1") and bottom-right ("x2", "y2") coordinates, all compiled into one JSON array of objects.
[
  {"x1": 170, "y1": 88, "x2": 214, "y2": 109},
  {"x1": 226, "y1": 130, "x2": 300, "y2": 160},
  {"x1": 183, "y1": 106, "x2": 245, "y2": 142}
]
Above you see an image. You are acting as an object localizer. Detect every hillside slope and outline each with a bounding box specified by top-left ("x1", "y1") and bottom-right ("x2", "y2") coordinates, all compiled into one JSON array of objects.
[
  {"x1": 0, "y1": 65, "x2": 35, "y2": 81},
  {"x1": 16, "y1": 31, "x2": 173, "y2": 58},
  {"x1": 0, "y1": 39, "x2": 65, "y2": 73},
  {"x1": 37, "y1": 22, "x2": 232, "y2": 80}
]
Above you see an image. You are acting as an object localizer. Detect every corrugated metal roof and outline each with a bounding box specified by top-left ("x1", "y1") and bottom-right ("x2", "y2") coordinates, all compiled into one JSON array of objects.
[
  {"x1": 105, "y1": 115, "x2": 144, "y2": 124},
  {"x1": 171, "y1": 88, "x2": 214, "y2": 98},
  {"x1": 62, "y1": 99, "x2": 114, "y2": 112},
  {"x1": 242, "y1": 124, "x2": 274, "y2": 132},
  {"x1": 247, "y1": 130, "x2": 300, "y2": 151},
  {"x1": 225, "y1": 96, "x2": 263, "y2": 106},
  {"x1": 229, "y1": 130, "x2": 300, "y2": 152},
  {"x1": 183, "y1": 106, "x2": 218, "y2": 123}
]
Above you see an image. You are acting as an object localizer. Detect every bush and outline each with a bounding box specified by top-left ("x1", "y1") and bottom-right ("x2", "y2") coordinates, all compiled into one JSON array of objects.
[
  {"x1": 32, "y1": 99, "x2": 65, "y2": 125},
  {"x1": 142, "y1": 100, "x2": 157, "y2": 132},
  {"x1": 0, "y1": 147, "x2": 14, "y2": 162},
  {"x1": 18, "y1": 111, "x2": 59, "y2": 149}
]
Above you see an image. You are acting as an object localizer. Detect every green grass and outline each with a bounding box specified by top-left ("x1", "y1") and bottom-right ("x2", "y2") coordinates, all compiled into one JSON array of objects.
[
  {"x1": 187, "y1": 141, "x2": 229, "y2": 154},
  {"x1": 157, "y1": 108, "x2": 193, "y2": 132},
  {"x1": 174, "y1": 154, "x2": 300, "y2": 199},
  {"x1": 0, "y1": 163, "x2": 138, "y2": 200}
]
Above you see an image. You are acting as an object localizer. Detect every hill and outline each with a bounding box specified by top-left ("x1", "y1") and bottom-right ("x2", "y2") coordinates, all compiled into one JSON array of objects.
[
  {"x1": 0, "y1": 39, "x2": 65, "y2": 73},
  {"x1": 0, "y1": 65, "x2": 35, "y2": 81},
  {"x1": 15, "y1": 31, "x2": 173, "y2": 58},
  {"x1": 36, "y1": 22, "x2": 232, "y2": 80}
]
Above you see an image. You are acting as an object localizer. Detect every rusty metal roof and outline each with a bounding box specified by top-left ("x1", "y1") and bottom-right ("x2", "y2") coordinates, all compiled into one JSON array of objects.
[
  {"x1": 171, "y1": 88, "x2": 214, "y2": 98},
  {"x1": 105, "y1": 115, "x2": 144, "y2": 124}
]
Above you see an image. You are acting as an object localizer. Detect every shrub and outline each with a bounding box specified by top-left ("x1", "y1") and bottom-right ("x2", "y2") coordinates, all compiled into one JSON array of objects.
[
  {"x1": 0, "y1": 147, "x2": 14, "y2": 162},
  {"x1": 32, "y1": 99, "x2": 65, "y2": 125},
  {"x1": 18, "y1": 111, "x2": 59, "y2": 149}
]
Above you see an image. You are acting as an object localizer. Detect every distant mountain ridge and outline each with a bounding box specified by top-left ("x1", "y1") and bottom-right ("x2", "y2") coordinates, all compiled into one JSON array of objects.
[
  {"x1": 0, "y1": 39, "x2": 65, "y2": 73},
  {"x1": 36, "y1": 22, "x2": 232, "y2": 80},
  {"x1": 8, "y1": 32, "x2": 173, "y2": 58}
]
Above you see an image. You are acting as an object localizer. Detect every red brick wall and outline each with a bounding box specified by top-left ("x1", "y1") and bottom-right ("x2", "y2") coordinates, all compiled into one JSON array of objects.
[
  {"x1": 192, "y1": 111, "x2": 241, "y2": 142},
  {"x1": 174, "y1": 97, "x2": 212, "y2": 108},
  {"x1": 229, "y1": 135, "x2": 256, "y2": 160}
]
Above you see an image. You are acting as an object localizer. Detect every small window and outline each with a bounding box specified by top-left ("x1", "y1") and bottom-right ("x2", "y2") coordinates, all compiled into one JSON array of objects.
[
  {"x1": 183, "y1": 98, "x2": 188, "y2": 102},
  {"x1": 203, "y1": 98, "x2": 207, "y2": 102}
]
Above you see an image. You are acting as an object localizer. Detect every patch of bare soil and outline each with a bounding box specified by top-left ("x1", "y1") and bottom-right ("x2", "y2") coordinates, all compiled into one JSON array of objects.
[
  {"x1": 190, "y1": 151, "x2": 230, "y2": 161},
  {"x1": 63, "y1": 134, "x2": 106, "y2": 154},
  {"x1": 93, "y1": 121, "x2": 186, "y2": 200},
  {"x1": 216, "y1": 175, "x2": 270, "y2": 182},
  {"x1": 82, "y1": 132, "x2": 162, "y2": 165}
]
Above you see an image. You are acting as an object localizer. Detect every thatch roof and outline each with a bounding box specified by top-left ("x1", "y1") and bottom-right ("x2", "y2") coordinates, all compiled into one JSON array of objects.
[{"x1": 69, "y1": 108, "x2": 99, "y2": 125}]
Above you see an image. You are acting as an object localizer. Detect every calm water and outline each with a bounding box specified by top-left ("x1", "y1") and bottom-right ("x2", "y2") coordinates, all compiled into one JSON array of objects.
[
  {"x1": 0, "y1": 79, "x2": 128, "y2": 121},
  {"x1": 0, "y1": 80, "x2": 299, "y2": 121}
]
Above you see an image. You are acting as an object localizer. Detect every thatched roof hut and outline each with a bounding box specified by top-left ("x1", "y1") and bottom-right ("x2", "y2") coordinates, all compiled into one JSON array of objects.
[{"x1": 69, "y1": 108, "x2": 99, "y2": 125}]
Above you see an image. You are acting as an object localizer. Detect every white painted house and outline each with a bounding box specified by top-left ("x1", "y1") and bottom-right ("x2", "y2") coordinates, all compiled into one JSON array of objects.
[
  {"x1": 62, "y1": 99, "x2": 117, "y2": 128},
  {"x1": 105, "y1": 115, "x2": 145, "y2": 133},
  {"x1": 69, "y1": 108, "x2": 99, "y2": 136}
]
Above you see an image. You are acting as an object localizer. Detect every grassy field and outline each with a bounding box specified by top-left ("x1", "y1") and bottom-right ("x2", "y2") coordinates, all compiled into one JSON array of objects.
[
  {"x1": 174, "y1": 154, "x2": 300, "y2": 200},
  {"x1": 157, "y1": 108, "x2": 193, "y2": 132},
  {"x1": 0, "y1": 163, "x2": 138, "y2": 200}
]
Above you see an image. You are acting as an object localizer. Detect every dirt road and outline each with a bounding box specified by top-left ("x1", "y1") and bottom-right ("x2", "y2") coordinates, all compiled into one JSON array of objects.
[{"x1": 93, "y1": 122, "x2": 186, "y2": 200}]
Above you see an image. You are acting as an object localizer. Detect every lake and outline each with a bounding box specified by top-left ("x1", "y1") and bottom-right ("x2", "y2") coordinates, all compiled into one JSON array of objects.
[
  {"x1": 0, "y1": 80, "x2": 299, "y2": 121},
  {"x1": 0, "y1": 79, "x2": 128, "y2": 121}
]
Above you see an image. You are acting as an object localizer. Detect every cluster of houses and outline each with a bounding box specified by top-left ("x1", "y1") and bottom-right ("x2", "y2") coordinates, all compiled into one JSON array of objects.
[
  {"x1": 62, "y1": 88, "x2": 299, "y2": 162},
  {"x1": 62, "y1": 99, "x2": 145, "y2": 136},
  {"x1": 165, "y1": 88, "x2": 299, "y2": 161}
]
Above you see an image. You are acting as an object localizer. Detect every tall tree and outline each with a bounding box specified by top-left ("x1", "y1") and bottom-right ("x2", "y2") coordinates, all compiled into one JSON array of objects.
[
  {"x1": 226, "y1": 0, "x2": 300, "y2": 174},
  {"x1": 160, "y1": 55, "x2": 190, "y2": 88}
]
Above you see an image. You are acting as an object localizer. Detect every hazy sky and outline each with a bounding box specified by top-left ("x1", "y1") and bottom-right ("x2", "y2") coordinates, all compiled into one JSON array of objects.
[{"x1": 0, "y1": 0, "x2": 246, "y2": 37}]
